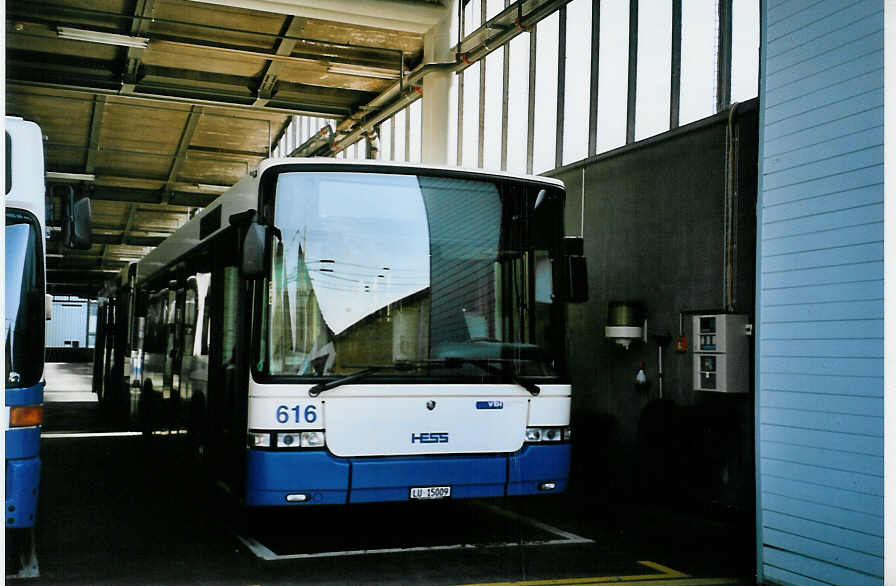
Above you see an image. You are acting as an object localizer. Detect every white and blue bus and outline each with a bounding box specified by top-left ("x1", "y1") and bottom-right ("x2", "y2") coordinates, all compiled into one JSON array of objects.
[
  {"x1": 98, "y1": 159, "x2": 587, "y2": 507},
  {"x1": 5, "y1": 118, "x2": 47, "y2": 537},
  {"x1": 5, "y1": 117, "x2": 90, "y2": 573}
]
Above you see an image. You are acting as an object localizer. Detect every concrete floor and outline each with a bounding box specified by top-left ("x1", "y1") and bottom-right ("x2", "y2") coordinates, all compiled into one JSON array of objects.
[{"x1": 15, "y1": 362, "x2": 755, "y2": 585}]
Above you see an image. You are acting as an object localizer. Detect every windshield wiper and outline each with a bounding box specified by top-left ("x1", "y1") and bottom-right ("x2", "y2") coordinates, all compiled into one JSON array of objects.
[
  {"x1": 307, "y1": 358, "x2": 541, "y2": 397},
  {"x1": 307, "y1": 362, "x2": 416, "y2": 397},
  {"x1": 422, "y1": 358, "x2": 541, "y2": 396}
]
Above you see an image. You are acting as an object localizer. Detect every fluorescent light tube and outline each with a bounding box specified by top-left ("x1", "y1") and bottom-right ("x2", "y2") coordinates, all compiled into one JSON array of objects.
[
  {"x1": 57, "y1": 27, "x2": 149, "y2": 49},
  {"x1": 327, "y1": 64, "x2": 399, "y2": 80},
  {"x1": 46, "y1": 172, "x2": 96, "y2": 182}
]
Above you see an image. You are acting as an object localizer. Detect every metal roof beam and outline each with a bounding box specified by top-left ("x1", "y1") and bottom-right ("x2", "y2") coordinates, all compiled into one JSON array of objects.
[
  {"x1": 85, "y1": 95, "x2": 106, "y2": 174},
  {"x1": 164, "y1": 106, "x2": 204, "y2": 204},
  {"x1": 7, "y1": 79, "x2": 351, "y2": 118},
  {"x1": 253, "y1": 16, "x2": 307, "y2": 107},
  {"x1": 187, "y1": 0, "x2": 449, "y2": 34},
  {"x1": 121, "y1": 204, "x2": 138, "y2": 245},
  {"x1": 122, "y1": 0, "x2": 156, "y2": 94}
]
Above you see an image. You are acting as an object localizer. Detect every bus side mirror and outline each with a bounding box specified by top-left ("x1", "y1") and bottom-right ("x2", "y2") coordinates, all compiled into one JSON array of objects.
[
  {"x1": 564, "y1": 236, "x2": 588, "y2": 303},
  {"x1": 46, "y1": 294, "x2": 53, "y2": 321},
  {"x1": 62, "y1": 187, "x2": 92, "y2": 249},
  {"x1": 241, "y1": 221, "x2": 269, "y2": 279}
]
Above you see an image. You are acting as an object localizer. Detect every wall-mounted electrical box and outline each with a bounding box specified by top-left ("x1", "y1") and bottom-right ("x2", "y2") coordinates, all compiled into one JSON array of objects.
[{"x1": 692, "y1": 314, "x2": 749, "y2": 393}]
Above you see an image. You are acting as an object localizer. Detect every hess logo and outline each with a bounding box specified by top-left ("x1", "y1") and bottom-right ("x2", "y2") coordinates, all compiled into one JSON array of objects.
[{"x1": 411, "y1": 432, "x2": 449, "y2": 444}]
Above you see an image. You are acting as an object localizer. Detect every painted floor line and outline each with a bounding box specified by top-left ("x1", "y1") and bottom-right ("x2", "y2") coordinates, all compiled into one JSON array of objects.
[
  {"x1": 456, "y1": 560, "x2": 742, "y2": 586},
  {"x1": 234, "y1": 499, "x2": 593, "y2": 561},
  {"x1": 471, "y1": 501, "x2": 595, "y2": 544},
  {"x1": 458, "y1": 578, "x2": 741, "y2": 586},
  {"x1": 636, "y1": 561, "x2": 688, "y2": 578},
  {"x1": 42, "y1": 431, "x2": 143, "y2": 438},
  {"x1": 235, "y1": 532, "x2": 590, "y2": 562},
  {"x1": 42, "y1": 429, "x2": 188, "y2": 438}
]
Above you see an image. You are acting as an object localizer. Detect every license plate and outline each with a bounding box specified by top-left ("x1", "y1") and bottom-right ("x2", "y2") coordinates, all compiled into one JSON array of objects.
[{"x1": 409, "y1": 486, "x2": 451, "y2": 500}]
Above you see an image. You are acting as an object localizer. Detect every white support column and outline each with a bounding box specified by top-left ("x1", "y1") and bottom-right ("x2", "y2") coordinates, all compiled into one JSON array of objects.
[{"x1": 421, "y1": 1, "x2": 457, "y2": 165}]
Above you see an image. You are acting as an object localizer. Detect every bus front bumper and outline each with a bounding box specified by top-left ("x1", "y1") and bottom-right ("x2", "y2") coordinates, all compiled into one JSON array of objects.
[{"x1": 245, "y1": 443, "x2": 570, "y2": 506}]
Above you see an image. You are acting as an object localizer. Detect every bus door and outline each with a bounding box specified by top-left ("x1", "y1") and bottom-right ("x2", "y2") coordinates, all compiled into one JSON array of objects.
[
  {"x1": 112, "y1": 288, "x2": 132, "y2": 416},
  {"x1": 93, "y1": 303, "x2": 107, "y2": 399},
  {"x1": 180, "y1": 279, "x2": 198, "y2": 412},
  {"x1": 103, "y1": 301, "x2": 117, "y2": 404},
  {"x1": 158, "y1": 287, "x2": 179, "y2": 428},
  {"x1": 206, "y1": 263, "x2": 246, "y2": 495},
  {"x1": 169, "y1": 285, "x2": 187, "y2": 427}
]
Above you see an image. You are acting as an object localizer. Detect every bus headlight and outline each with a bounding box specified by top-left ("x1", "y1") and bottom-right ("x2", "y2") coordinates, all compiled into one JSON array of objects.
[
  {"x1": 525, "y1": 428, "x2": 543, "y2": 442},
  {"x1": 300, "y1": 431, "x2": 325, "y2": 448},
  {"x1": 248, "y1": 432, "x2": 271, "y2": 448},
  {"x1": 525, "y1": 427, "x2": 570, "y2": 443},
  {"x1": 276, "y1": 433, "x2": 302, "y2": 448},
  {"x1": 249, "y1": 430, "x2": 326, "y2": 449}
]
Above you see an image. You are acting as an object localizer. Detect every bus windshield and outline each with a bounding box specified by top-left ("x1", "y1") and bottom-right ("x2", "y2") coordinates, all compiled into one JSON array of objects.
[
  {"x1": 257, "y1": 171, "x2": 565, "y2": 381},
  {"x1": 5, "y1": 211, "x2": 44, "y2": 388}
]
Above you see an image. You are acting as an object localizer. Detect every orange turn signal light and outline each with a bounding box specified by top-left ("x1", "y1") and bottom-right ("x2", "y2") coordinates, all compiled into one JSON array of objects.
[{"x1": 9, "y1": 405, "x2": 43, "y2": 427}]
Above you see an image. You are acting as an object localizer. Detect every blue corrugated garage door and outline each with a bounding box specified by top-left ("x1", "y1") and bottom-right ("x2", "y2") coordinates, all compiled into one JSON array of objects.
[{"x1": 756, "y1": 0, "x2": 884, "y2": 584}]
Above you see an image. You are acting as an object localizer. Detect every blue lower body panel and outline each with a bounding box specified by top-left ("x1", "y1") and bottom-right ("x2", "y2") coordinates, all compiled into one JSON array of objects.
[
  {"x1": 245, "y1": 444, "x2": 570, "y2": 507},
  {"x1": 6, "y1": 428, "x2": 41, "y2": 528},
  {"x1": 6, "y1": 383, "x2": 44, "y2": 528}
]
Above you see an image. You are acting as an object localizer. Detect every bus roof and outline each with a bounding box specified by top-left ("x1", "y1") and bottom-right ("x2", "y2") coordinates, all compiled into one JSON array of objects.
[
  {"x1": 257, "y1": 158, "x2": 566, "y2": 190},
  {"x1": 134, "y1": 159, "x2": 566, "y2": 286}
]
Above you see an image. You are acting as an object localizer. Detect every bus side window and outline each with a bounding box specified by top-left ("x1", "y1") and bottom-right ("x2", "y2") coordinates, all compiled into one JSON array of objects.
[
  {"x1": 146, "y1": 294, "x2": 165, "y2": 354},
  {"x1": 201, "y1": 291, "x2": 211, "y2": 356}
]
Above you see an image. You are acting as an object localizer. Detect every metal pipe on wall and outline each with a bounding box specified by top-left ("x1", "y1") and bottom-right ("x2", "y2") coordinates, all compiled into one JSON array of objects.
[{"x1": 723, "y1": 102, "x2": 741, "y2": 313}]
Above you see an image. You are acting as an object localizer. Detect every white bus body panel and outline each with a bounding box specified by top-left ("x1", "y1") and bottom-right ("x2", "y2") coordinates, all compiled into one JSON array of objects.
[
  {"x1": 135, "y1": 173, "x2": 259, "y2": 285},
  {"x1": 325, "y1": 394, "x2": 529, "y2": 457},
  {"x1": 247, "y1": 380, "x2": 570, "y2": 457},
  {"x1": 5, "y1": 117, "x2": 46, "y2": 231}
]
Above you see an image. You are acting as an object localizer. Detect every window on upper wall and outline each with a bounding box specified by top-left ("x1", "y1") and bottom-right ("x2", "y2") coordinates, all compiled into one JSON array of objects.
[
  {"x1": 731, "y1": 0, "x2": 759, "y2": 102},
  {"x1": 680, "y1": 0, "x2": 718, "y2": 125},
  {"x1": 464, "y1": 0, "x2": 482, "y2": 35},
  {"x1": 596, "y1": 0, "x2": 629, "y2": 153},
  {"x1": 486, "y1": 0, "x2": 503, "y2": 22},
  {"x1": 635, "y1": 0, "x2": 672, "y2": 141},
  {"x1": 483, "y1": 48, "x2": 504, "y2": 171},
  {"x1": 506, "y1": 32, "x2": 529, "y2": 174},
  {"x1": 394, "y1": 108, "x2": 407, "y2": 162},
  {"x1": 461, "y1": 61, "x2": 480, "y2": 167},
  {"x1": 409, "y1": 100, "x2": 422, "y2": 163},
  {"x1": 299, "y1": 116, "x2": 308, "y2": 145},
  {"x1": 380, "y1": 117, "x2": 393, "y2": 161},
  {"x1": 562, "y1": 0, "x2": 592, "y2": 166},
  {"x1": 533, "y1": 12, "x2": 559, "y2": 174}
]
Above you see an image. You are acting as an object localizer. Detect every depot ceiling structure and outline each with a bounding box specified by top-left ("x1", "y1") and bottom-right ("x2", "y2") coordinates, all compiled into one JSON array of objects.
[{"x1": 5, "y1": 0, "x2": 447, "y2": 294}]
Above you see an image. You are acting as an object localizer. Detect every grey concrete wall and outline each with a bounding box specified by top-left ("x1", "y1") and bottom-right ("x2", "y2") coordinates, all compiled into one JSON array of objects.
[{"x1": 548, "y1": 101, "x2": 758, "y2": 512}]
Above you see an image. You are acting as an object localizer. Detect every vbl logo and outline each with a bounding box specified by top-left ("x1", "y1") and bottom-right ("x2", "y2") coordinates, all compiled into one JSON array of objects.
[{"x1": 411, "y1": 432, "x2": 449, "y2": 444}]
